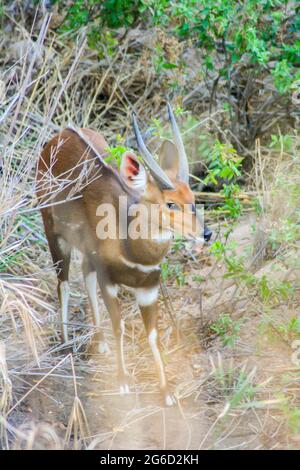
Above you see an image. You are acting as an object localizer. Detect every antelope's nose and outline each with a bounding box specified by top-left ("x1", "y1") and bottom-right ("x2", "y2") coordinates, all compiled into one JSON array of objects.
[{"x1": 204, "y1": 225, "x2": 212, "y2": 243}]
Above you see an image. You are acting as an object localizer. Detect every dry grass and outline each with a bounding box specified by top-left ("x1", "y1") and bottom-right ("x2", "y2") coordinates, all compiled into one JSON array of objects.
[{"x1": 1, "y1": 10, "x2": 300, "y2": 450}]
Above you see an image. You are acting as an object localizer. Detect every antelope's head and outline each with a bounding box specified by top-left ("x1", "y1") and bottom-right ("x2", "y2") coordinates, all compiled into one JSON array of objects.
[{"x1": 119, "y1": 104, "x2": 212, "y2": 243}]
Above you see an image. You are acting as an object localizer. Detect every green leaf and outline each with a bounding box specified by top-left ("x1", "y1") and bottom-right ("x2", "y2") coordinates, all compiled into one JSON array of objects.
[{"x1": 162, "y1": 62, "x2": 178, "y2": 69}]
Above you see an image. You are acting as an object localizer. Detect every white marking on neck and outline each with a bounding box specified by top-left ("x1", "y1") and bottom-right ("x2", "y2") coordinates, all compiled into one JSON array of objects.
[
  {"x1": 135, "y1": 286, "x2": 158, "y2": 306},
  {"x1": 120, "y1": 255, "x2": 160, "y2": 273},
  {"x1": 148, "y1": 328, "x2": 166, "y2": 389},
  {"x1": 66, "y1": 222, "x2": 83, "y2": 229},
  {"x1": 106, "y1": 284, "x2": 119, "y2": 298}
]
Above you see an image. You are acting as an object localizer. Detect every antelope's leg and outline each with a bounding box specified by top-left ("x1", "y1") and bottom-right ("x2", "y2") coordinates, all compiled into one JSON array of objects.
[
  {"x1": 82, "y1": 257, "x2": 109, "y2": 354},
  {"x1": 135, "y1": 285, "x2": 176, "y2": 407},
  {"x1": 41, "y1": 210, "x2": 71, "y2": 343},
  {"x1": 99, "y1": 280, "x2": 129, "y2": 394},
  {"x1": 56, "y1": 244, "x2": 71, "y2": 343}
]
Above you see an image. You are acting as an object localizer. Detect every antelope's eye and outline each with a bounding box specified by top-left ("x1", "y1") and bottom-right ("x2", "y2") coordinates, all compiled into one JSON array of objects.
[{"x1": 166, "y1": 202, "x2": 180, "y2": 210}]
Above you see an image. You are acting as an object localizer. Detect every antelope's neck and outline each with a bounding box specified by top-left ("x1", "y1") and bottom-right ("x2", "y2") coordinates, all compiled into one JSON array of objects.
[
  {"x1": 120, "y1": 198, "x2": 172, "y2": 267},
  {"x1": 122, "y1": 231, "x2": 172, "y2": 267}
]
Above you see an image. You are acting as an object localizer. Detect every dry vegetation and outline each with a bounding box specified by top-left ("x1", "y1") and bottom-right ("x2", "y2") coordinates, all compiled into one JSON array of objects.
[{"x1": 1, "y1": 8, "x2": 300, "y2": 450}]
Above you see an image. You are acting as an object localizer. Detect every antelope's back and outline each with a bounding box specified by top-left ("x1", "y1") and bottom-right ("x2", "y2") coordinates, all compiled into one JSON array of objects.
[{"x1": 37, "y1": 128, "x2": 109, "y2": 199}]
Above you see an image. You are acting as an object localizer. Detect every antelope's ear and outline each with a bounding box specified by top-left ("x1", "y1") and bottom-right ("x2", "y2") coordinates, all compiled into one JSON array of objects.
[
  {"x1": 120, "y1": 151, "x2": 147, "y2": 190},
  {"x1": 158, "y1": 139, "x2": 179, "y2": 180}
]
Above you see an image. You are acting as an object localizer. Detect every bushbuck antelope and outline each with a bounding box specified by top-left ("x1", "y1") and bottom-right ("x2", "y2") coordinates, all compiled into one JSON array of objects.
[{"x1": 37, "y1": 104, "x2": 212, "y2": 406}]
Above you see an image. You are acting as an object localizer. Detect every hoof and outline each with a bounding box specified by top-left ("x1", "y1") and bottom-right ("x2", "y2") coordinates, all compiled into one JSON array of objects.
[{"x1": 98, "y1": 341, "x2": 110, "y2": 355}]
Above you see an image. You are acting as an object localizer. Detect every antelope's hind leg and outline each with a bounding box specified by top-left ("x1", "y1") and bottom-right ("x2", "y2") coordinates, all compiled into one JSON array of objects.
[
  {"x1": 135, "y1": 285, "x2": 176, "y2": 407},
  {"x1": 98, "y1": 279, "x2": 129, "y2": 395},
  {"x1": 82, "y1": 257, "x2": 110, "y2": 354},
  {"x1": 41, "y1": 209, "x2": 71, "y2": 344}
]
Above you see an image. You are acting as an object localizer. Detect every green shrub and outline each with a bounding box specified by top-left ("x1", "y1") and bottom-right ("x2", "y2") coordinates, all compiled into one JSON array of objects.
[{"x1": 54, "y1": 0, "x2": 299, "y2": 148}]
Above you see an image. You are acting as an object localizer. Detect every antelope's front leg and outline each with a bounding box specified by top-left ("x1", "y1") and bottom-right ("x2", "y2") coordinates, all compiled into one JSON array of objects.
[
  {"x1": 82, "y1": 257, "x2": 109, "y2": 354},
  {"x1": 100, "y1": 283, "x2": 129, "y2": 394},
  {"x1": 135, "y1": 285, "x2": 176, "y2": 407}
]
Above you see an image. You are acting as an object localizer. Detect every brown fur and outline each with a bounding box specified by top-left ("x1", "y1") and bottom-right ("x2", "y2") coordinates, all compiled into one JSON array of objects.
[{"x1": 37, "y1": 127, "x2": 200, "y2": 405}]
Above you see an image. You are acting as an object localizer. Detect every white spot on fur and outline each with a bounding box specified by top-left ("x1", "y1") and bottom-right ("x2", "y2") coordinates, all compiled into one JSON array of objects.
[
  {"x1": 120, "y1": 255, "x2": 160, "y2": 273},
  {"x1": 135, "y1": 286, "x2": 158, "y2": 306},
  {"x1": 106, "y1": 284, "x2": 119, "y2": 298},
  {"x1": 58, "y1": 237, "x2": 70, "y2": 255}
]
